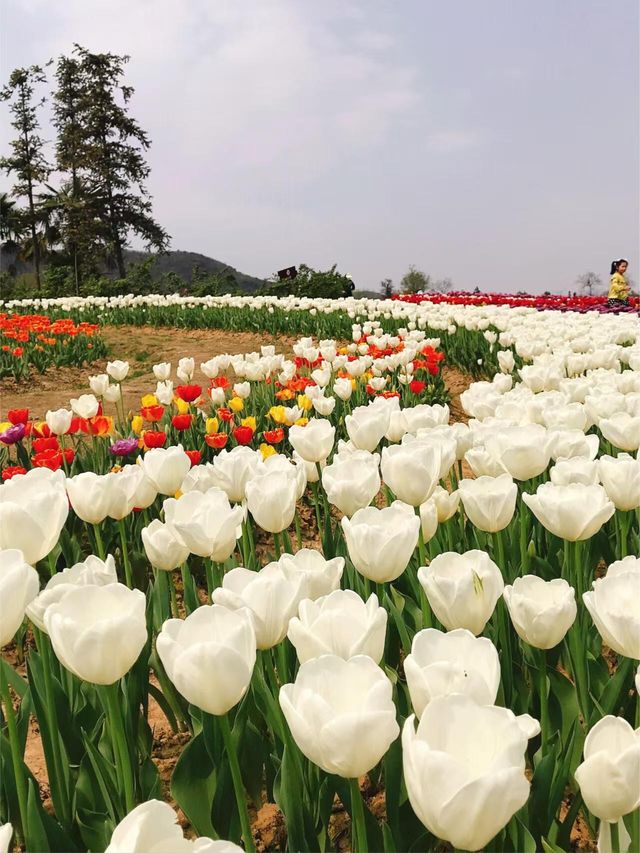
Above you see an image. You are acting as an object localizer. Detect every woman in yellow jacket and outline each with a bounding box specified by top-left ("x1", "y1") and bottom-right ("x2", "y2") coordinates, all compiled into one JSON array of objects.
[{"x1": 608, "y1": 258, "x2": 630, "y2": 306}]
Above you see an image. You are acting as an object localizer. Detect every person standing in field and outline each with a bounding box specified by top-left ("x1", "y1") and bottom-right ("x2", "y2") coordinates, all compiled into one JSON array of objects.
[{"x1": 608, "y1": 258, "x2": 630, "y2": 307}]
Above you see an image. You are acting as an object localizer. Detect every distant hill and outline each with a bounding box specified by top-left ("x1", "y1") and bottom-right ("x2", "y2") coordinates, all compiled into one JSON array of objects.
[
  {"x1": 122, "y1": 249, "x2": 266, "y2": 292},
  {"x1": 0, "y1": 247, "x2": 267, "y2": 293}
]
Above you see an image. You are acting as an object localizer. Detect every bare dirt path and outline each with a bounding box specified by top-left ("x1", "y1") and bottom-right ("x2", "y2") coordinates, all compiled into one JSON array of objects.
[{"x1": 0, "y1": 326, "x2": 299, "y2": 419}]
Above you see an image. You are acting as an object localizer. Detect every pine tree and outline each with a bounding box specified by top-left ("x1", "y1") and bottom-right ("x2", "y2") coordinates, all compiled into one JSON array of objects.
[
  {"x1": 51, "y1": 54, "x2": 104, "y2": 292},
  {"x1": 0, "y1": 65, "x2": 50, "y2": 290},
  {"x1": 72, "y1": 45, "x2": 169, "y2": 278}
]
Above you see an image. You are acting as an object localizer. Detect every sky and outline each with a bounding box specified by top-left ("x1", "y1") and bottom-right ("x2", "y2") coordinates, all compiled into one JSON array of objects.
[{"x1": 1, "y1": 0, "x2": 638, "y2": 293}]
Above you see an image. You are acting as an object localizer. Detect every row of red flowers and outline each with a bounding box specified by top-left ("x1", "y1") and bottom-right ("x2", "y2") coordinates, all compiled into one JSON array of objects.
[{"x1": 393, "y1": 291, "x2": 640, "y2": 313}]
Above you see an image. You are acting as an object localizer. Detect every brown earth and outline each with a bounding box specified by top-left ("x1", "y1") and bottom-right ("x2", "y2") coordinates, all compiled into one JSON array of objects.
[
  {"x1": 0, "y1": 326, "x2": 300, "y2": 419},
  {"x1": 0, "y1": 326, "x2": 473, "y2": 423}
]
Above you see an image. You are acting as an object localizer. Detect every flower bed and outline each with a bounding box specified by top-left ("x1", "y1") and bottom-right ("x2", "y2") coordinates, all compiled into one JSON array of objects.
[{"x1": 0, "y1": 312, "x2": 107, "y2": 381}]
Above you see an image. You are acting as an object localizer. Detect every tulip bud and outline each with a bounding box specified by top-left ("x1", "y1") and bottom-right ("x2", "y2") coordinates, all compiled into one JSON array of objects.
[
  {"x1": 0, "y1": 550, "x2": 39, "y2": 646},
  {"x1": 583, "y1": 559, "x2": 640, "y2": 659},
  {"x1": 142, "y1": 445, "x2": 192, "y2": 496},
  {"x1": 279, "y1": 655, "x2": 399, "y2": 777},
  {"x1": 152, "y1": 362, "x2": 171, "y2": 381},
  {"x1": 322, "y1": 451, "x2": 381, "y2": 517},
  {"x1": 418, "y1": 550, "x2": 504, "y2": 635},
  {"x1": 288, "y1": 589, "x2": 387, "y2": 663},
  {"x1": 523, "y1": 483, "x2": 615, "y2": 541},
  {"x1": 157, "y1": 605, "x2": 256, "y2": 715},
  {"x1": 404, "y1": 628, "x2": 500, "y2": 717},
  {"x1": 380, "y1": 443, "x2": 440, "y2": 506},
  {"x1": 458, "y1": 474, "x2": 517, "y2": 533},
  {"x1": 403, "y1": 695, "x2": 540, "y2": 851},
  {"x1": 89, "y1": 373, "x2": 110, "y2": 396},
  {"x1": 45, "y1": 408, "x2": 73, "y2": 436},
  {"x1": 0, "y1": 469, "x2": 69, "y2": 564},
  {"x1": 288, "y1": 419, "x2": 335, "y2": 463},
  {"x1": 70, "y1": 393, "x2": 99, "y2": 419},
  {"x1": 503, "y1": 576, "x2": 577, "y2": 649},
  {"x1": 164, "y1": 488, "x2": 243, "y2": 561},
  {"x1": 45, "y1": 584, "x2": 147, "y2": 684},
  {"x1": 105, "y1": 799, "x2": 242, "y2": 853},
  {"x1": 107, "y1": 360, "x2": 130, "y2": 382},
  {"x1": 142, "y1": 519, "x2": 190, "y2": 571},
  {"x1": 342, "y1": 501, "x2": 420, "y2": 582},
  {"x1": 574, "y1": 715, "x2": 640, "y2": 822}
]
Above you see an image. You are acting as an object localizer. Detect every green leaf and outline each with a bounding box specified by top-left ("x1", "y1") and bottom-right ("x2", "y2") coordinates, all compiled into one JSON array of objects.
[
  {"x1": 171, "y1": 730, "x2": 217, "y2": 837},
  {"x1": 25, "y1": 779, "x2": 51, "y2": 853}
]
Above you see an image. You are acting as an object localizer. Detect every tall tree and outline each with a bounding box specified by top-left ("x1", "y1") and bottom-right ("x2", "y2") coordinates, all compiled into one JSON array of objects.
[
  {"x1": 0, "y1": 65, "x2": 50, "y2": 290},
  {"x1": 400, "y1": 265, "x2": 431, "y2": 294},
  {"x1": 52, "y1": 55, "x2": 99, "y2": 292},
  {"x1": 576, "y1": 271, "x2": 603, "y2": 296},
  {"x1": 380, "y1": 278, "x2": 394, "y2": 298},
  {"x1": 72, "y1": 46, "x2": 169, "y2": 278}
]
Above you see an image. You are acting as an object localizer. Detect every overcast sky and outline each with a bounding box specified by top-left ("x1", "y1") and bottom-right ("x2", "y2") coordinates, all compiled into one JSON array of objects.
[{"x1": 1, "y1": 0, "x2": 638, "y2": 293}]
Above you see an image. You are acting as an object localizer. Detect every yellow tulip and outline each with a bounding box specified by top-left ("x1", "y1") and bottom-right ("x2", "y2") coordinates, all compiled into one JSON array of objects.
[
  {"x1": 268, "y1": 405, "x2": 287, "y2": 424},
  {"x1": 241, "y1": 416, "x2": 257, "y2": 431},
  {"x1": 297, "y1": 394, "x2": 313, "y2": 411},
  {"x1": 131, "y1": 415, "x2": 144, "y2": 435},
  {"x1": 229, "y1": 396, "x2": 244, "y2": 413},
  {"x1": 174, "y1": 397, "x2": 190, "y2": 415},
  {"x1": 0, "y1": 421, "x2": 11, "y2": 433},
  {"x1": 294, "y1": 417, "x2": 309, "y2": 427},
  {"x1": 259, "y1": 443, "x2": 278, "y2": 460},
  {"x1": 141, "y1": 393, "x2": 158, "y2": 407},
  {"x1": 205, "y1": 417, "x2": 219, "y2": 435}
]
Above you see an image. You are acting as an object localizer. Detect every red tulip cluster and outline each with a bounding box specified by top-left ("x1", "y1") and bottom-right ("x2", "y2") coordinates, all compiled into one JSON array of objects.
[{"x1": 393, "y1": 291, "x2": 639, "y2": 313}]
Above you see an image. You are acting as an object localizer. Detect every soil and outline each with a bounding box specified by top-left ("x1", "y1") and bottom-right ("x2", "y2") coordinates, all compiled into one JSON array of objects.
[{"x1": 0, "y1": 326, "x2": 301, "y2": 418}]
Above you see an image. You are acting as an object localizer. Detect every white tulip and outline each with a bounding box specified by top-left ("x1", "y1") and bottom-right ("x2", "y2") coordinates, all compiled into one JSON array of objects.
[
  {"x1": 419, "y1": 550, "x2": 504, "y2": 635},
  {"x1": 279, "y1": 655, "x2": 399, "y2": 778},
  {"x1": 0, "y1": 550, "x2": 39, "y2": 646},
  {"x1": 106, "y1": 360, "x2": 130, "y2": 382},
  {"x1": 404, "y1": 628, "x2": 500, "y2": 717},
  {"x1": 503, "y1": 576, "x2": 577, "y2": 649},
  {"x1": 45, "y1": 408, "x2": 73, "y2": 435},
  {"x1": 142, "y1": 445, "x2": 192, "y2": 496},
  {"x1": 403, "y1": 695, "x2": 540, "y2": 851},
  {"x1": 288, "y1": 590, "x2": 387, "y2": 663}
]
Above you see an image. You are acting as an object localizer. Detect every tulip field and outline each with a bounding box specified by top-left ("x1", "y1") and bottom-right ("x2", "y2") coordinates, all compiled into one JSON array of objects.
[{"x1": 0, "y1": 293, "x2": 639, "y2": 853}]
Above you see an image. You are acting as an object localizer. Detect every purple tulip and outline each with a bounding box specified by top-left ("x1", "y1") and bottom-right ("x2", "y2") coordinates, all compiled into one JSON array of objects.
[
  {"x1": 109, "y1": 437, "x2": 139, "y2": 457},
  {"x1": 0, "y1": 423, "x2": 26, "y2": 445}
]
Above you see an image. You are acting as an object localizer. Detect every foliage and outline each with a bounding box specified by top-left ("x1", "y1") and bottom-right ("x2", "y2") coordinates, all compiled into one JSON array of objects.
[
  {"x1": 576, "y1": 271, "x2": 604, "y2": 295},
  {"x1": 261, "y1": 263, "x2": 354, "y2": 299},
  {"x1": 0, "y1": 66, "x2": 51, "y2": 290},
  {"x1": 379, "y1": 278, "x2": 394, "y2": 298},
  {"x1": 400, "y1": 265, "x2": 430, "y2": 294}
]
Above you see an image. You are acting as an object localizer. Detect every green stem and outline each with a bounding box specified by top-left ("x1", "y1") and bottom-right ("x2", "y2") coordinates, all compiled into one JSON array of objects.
[
  {"x1": 0, "y1": 665, "x2": 28, "y2": 843},
  {"x1": 218, "y1": 713, "x2": 256, "y2": 853},
  {"x1": 273, "y1": 531, "x2": 282, "y2": 560},
  {"x1": 610, "y1": 819, "x2": 620, "y2": 853},
  {"x1": 495, "y1": 528, "x2": 508, "y2": 581},
  {"x1": 103, "y1": 682, "x2": 135, "y2": 815},
  {"x1": 118, "y1": 518, "x2": 133, "y2": 587},
  {"x1": 415, "y1": 507, "x2": 427, "y2": 567},
  {"x1": 168, "y1": 571, "x2": 179, "y2": 618},
  {"x1": 537, "y1": 648, "x2": 550, "y2": 751},
  {"x1": 37, "y1": 632, "x2": 71, "y2": 827},
  {"x1": 349, "y1": 777, "x2": 368, "y2": 853},
  {"x1": 93, "y1": 522, "x2": 106, "y2": 560},
  {"x1": 519, "y1": 501, "x2": 529, "y2": 573}
]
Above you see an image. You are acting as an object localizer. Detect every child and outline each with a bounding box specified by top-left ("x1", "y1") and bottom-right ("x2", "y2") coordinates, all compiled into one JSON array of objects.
[{"x1": 608, "y1": 258, "x2": 630, "y2": 307}]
